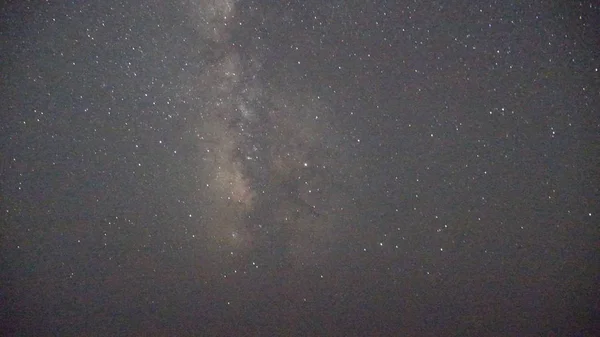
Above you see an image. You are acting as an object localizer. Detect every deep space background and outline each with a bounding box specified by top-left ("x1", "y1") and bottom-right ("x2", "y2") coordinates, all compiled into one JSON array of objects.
[{"x1": 1, "y1": 1, "x2": 599, "y2": 336}]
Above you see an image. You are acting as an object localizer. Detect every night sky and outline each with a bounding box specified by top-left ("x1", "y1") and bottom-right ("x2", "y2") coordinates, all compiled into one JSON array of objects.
[{"x1": 1, "y1": 1, "x2": 599, "y2": 336}]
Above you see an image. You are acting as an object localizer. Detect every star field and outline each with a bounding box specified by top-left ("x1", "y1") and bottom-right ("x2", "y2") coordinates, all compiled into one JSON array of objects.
[{"x1": 1, "y1": 1, "x2": 599, "y2": 336}]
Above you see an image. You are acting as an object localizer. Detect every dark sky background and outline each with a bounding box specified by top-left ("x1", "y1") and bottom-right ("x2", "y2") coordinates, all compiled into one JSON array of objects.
[{"x1": 1, "y1": 1, "x2": 599, "y2": 336}]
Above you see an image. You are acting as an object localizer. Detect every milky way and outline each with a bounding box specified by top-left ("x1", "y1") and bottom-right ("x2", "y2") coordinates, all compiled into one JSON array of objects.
[{"x1": 177, "y1": 0, "x2": 357, "y2": 265}]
